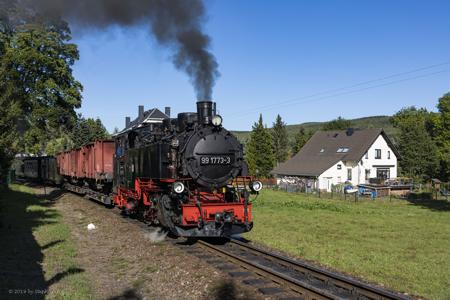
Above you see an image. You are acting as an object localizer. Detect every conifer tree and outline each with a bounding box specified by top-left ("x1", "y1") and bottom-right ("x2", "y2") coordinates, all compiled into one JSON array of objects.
[
  {"x1": 272, "y1": 114, "x2": 288, "y2": 164},
  {"x1": 245, "y1": 114, "x2": 275, "y2": 177},
  {"x1": 322, "y1": 116, "x2": 352, "y2": 130},
  {"x1": 292, "y1": 126, "x2": 309, "y2": 155},
  {"x1": 71, "y1": 116, "x2": 110, "y2": 148}
]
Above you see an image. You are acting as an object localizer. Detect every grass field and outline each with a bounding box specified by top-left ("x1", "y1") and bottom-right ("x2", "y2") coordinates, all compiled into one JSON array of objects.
[
  {"x1": 243, "y1": 189, "x2": 450, "y2": 299},
  {"x1": 0, "y1": 184, "x2": 93, "y2": 299}
]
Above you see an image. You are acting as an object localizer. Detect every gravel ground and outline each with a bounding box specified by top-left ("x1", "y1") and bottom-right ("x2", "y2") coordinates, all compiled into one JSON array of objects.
[{"x1": 54, "y1": 191, "x2": 264, "y2": 300}]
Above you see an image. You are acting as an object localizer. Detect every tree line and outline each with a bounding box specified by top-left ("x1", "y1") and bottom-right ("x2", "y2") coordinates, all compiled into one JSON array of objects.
[
  {"x1": 0, "y1": 1, "x2": 108, "y2": 184},
  {"x1": 245, "y1": 114, "x2": 352, "y2": 178}
]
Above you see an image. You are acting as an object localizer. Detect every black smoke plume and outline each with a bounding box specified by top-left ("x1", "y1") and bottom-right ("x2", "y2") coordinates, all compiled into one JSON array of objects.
[{"x1": 17, "y1": 0, "x2": 219, "y2": 100}]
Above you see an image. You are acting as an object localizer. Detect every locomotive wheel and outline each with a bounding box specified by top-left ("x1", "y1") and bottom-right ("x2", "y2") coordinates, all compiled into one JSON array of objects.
[{"x1": 156, "y1": 194, "x2": 176, "y2": 233}]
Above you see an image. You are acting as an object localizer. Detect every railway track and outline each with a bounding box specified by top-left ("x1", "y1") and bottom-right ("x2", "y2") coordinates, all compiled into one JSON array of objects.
[
  {"x1": 193, "y1": 238, "x2": 411, "y2": 300},
  {"x1": 55, "y1": 189, "x2": 412, "y2": 300}
]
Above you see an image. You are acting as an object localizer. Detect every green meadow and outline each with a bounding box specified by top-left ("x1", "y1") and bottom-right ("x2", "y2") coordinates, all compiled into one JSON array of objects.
[{"x1": 244, "y1": 189, "x2": 450, "y2": 299}]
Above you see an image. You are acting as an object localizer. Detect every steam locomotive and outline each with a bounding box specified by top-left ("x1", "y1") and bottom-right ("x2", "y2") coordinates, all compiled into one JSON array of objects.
[{"x1": 16, "y1": 101, "x2": 261, "y2": 237}]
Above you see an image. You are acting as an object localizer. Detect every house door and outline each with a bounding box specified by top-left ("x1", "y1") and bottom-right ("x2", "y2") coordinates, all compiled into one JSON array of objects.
[{"x1": 324, "y1": 177, "x2": 332, "y2": 192}]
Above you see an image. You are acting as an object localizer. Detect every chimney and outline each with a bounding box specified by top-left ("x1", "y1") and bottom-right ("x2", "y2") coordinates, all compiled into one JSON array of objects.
[
  {"x1": 138, "y1": 105, "x2": 144, "y2": 120},
  {"x1": 125, "y1": 117, "x2": 131, "y2": 128},
  {"x1": 165, "y1": 107, "x2": 171, "y2": 117},
  {"x1": 197, "y1": 101, "x2": 213, "y2": 124}
]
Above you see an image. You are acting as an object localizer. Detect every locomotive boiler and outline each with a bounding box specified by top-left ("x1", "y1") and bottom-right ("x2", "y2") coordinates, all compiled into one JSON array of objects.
[{"x1": 113, "y1": 101, "x2": 261, "y2": 237}]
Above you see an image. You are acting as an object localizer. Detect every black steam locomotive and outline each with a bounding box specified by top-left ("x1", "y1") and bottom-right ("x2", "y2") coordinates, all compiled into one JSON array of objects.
[{"x1": 113, "y1": 101, "x2": 261, "y2": 237}]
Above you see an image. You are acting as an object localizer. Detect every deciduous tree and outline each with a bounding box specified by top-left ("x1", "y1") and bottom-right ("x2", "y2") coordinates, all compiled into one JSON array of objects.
[
  {"x1": 428, "y1": 93, "x2": 450, "y2": 181},
  {"x1": 0, "y1": 3, "x2": 82, "y2": 182},
  {"x1": 392, "y1": 107, "x2": 439, "y2": 180}
]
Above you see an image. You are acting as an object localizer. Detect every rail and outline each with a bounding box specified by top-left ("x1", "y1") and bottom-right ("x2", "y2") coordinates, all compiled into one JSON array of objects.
[{"x1": 196, "y1": 238, "x2": 411, "y2": 300}]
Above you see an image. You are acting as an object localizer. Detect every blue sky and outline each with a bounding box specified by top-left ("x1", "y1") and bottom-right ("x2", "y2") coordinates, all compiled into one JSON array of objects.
[{"x1": 71, "y1": 0, "x2": 450, "y2": 132}]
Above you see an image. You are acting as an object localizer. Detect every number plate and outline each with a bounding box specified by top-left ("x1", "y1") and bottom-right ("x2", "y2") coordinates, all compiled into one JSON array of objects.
[{"x1": 200, "y1": 156, "x2": 232, "y2": 165}]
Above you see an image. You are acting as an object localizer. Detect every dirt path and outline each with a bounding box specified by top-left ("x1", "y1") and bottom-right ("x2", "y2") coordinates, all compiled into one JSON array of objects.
[{"x1": 54, "y1": 192, "x2": 261, "y2": 300}]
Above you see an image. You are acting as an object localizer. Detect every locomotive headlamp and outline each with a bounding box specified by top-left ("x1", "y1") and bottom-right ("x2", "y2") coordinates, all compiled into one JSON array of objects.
[
  {"x1": 223, "y1": 212, "x2": 233, "y2": 223},
  {"x1": 173, "y1": 182, "x2": 185, "y2": 194},
  {"x1": 212, "y1": 115, "x2": 223, "y2": 126},
  {"x1": 250, "y1": 181, "x2": 263, "y2": 192}
]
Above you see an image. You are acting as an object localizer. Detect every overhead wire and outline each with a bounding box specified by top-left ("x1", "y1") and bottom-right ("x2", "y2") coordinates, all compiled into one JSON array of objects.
[{"x1": 229, "y1": 61, "x2": 450, "y2": 119}]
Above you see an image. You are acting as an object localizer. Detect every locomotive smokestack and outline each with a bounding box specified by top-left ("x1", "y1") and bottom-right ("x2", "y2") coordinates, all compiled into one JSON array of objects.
[
  {"x1": 165, "y1": 107, "x2": 171, "y2": 117},
  {"x1": 138, "y1": 105, "x2": 144, "y2": 120},
  {"x1": 197, "y1": 101, "x2": 213, "y2": 125},
  {"x1": 125, "y1": 117, "x2": 131, "y2": 128}
]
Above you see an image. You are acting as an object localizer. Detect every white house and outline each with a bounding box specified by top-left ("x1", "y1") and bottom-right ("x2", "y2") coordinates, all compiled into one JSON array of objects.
[{"x1": 271, "y1": 128, "x2": 399, "y2": 192}]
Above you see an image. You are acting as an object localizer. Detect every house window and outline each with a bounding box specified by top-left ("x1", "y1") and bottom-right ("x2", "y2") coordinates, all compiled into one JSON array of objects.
[
  {"x1": 377, "y1": 168, "x2": 390, "y2": 179},
  {"x1": 388, "y1": 151, "x2": 391, "y2": 159},
  {"x1": 375, "y1": 149, "x2": 381, "y2": 159},
  {"x1": 337, "y1": 164, "x2": 342, "y2": 170},
  {"x1": 347, "y1": 168, "x2": 352, "y2": 181},
  {"x1": 365, "y1": 152, "x2": 368, "y2": 159},
  {"x1": 365, "y1": 169, "x2": 370, "y2": 180}
]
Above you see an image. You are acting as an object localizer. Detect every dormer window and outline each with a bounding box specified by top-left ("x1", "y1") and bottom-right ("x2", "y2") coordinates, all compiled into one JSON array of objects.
[{"x1": 337, "y1": 147, "x2": 349, "y2": 153}]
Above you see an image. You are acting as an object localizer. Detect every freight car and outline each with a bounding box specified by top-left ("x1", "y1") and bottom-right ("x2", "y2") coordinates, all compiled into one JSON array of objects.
[
  {"x1": 14, "y1": 156, "x2": 62, "y2": 184},
  {"x1": 57, "y1": 140, "x2": 115, "y2": 205}
]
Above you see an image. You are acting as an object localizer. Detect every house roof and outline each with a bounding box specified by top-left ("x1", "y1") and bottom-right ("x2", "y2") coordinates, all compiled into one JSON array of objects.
[
  {"x1": 271, "y1": 128, "x2": 399, "y2": 177},
  {"x1": 114, "y1": 108, "x2": 169, "y2": 136}
]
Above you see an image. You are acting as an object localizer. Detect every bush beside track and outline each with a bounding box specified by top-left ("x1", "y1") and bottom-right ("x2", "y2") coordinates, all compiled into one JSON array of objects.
[{"x1": 243, "y1": 189, "x2": 450, "y2": 300}]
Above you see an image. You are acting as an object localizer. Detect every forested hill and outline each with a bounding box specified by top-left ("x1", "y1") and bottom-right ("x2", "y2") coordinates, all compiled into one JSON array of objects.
[{"x1": 232, "y1": 115, "x2": 398, "y2": 144}]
